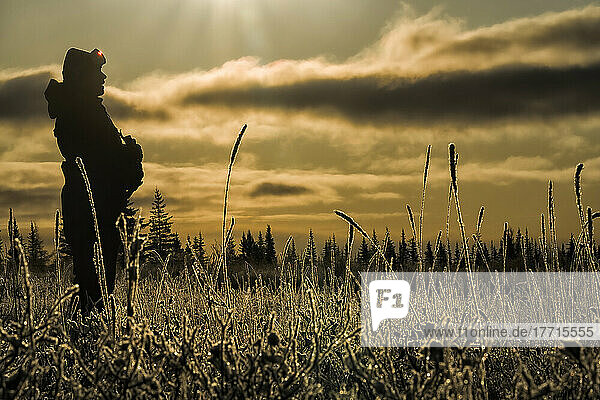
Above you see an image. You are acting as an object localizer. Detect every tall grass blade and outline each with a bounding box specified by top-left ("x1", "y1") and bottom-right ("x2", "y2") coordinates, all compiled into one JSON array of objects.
[
  {"x1": 222, "y1": 124, "x2": 247, "y2": 304},
  {"x1": 419, "y1": 144, "x2": 431, "y2": 259},
  {"x1": 75, "y1": 157, "x2": 108, "y2": 314},
  {"x1": 448, "y1": 143, "x2": 471, "y2": 271},
  {"x1": 333, "y1": 210, "x2": 392, "y2": 270}
]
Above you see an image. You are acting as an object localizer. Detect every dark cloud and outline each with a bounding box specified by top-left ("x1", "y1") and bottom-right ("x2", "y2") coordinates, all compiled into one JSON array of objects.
[
  {"x1": 0, "y1": 187, "x2": 59, "y2": 211},
  {"x1": 0, "y1": 71, "x2": 52, "y2": 120},
  {"x1": 249, "y1": 182, "x2": 311, "y2": 197},
  {"x1": 182, "y1": 63, "x2": 600, "y2": 122},
  {"x1": 0, "y1": 70, "x2": 167, "y2": 122}
]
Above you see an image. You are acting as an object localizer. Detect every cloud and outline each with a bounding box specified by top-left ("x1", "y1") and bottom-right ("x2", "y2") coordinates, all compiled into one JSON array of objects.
[
  {"x1": 0, "y1": 68, "x2": 55, "y2": 120},
  {"x1": 3, "y1": 6, "x2": 600, "y2": 125},
  {"x1": 181, "y1": 63, "x2": 600, "y2": 122},
  {"x1": 249, "y1": 182, "x2": 312, "y2": 197},
  {"x1": 358, "y1": 5, "x2": 600, "y2": 73},
  {"x1": 0, "y1": 66, "x2": 166, "y2": 122}
]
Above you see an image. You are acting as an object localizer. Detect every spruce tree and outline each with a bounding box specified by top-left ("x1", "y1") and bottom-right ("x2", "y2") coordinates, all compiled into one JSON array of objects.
[
  {"x1": 192, "y1": 232, "x2": 207, "y2": 265},
  {"x1": 409, "y1": 237, "x2": 418, "y2": 264},
  {"x1": 424, "y1": 241, "x2": 434, "y2": 269},
  {"x1": 240, "y1": 230, "x2": 256, "y2": 262},
  {"x1": 357, "y1": 237, "x2": 370, "y2": 269},
  {"x1": 147, "y1": 187, "x2": 176, "y2": 259},
  {"x1": 264, "y1": 225, "x2": 277, "y2": 266},
  {"x1": 57, "y1": 215, "x2": 72, "y2": 257},
  {"x1": 398, "y1": 229, "x2": 408, "y2": 268},
  {"x1": 226, "y1": 236, "x2": 237, "y2": 265},
  {"x1": 322, "y1": 237, "x2": 332, "y2": 269},
  {"x1": 8, "y1": 210, "x2": 21, "y2": 269},
  {"x1": 26, "y1": 222, "x2": 49, "y2": 272},
  {"x1": 256, "y1": 231, "x2": 265, "y2": 265},
  {"x1": 306, "y1": 229, "x2": 317, "y2": 268}
]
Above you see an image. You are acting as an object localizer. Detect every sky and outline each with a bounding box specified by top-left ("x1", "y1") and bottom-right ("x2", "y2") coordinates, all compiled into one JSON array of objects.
[{"x1": 1, "y1": 1, "x2": 600, "y2": 252}]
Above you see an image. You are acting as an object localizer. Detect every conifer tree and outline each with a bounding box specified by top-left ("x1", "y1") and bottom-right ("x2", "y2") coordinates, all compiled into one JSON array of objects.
[
  {"x1": 409, "y1": 237, "x2": 418, "y2": 264},
  {"x1": 357, "y1": 237, "x2": 370, "y2": 269},
  {"x1": 57, "y1": 215, "x2": 72, "y2": 257},
  {"x1": 424, "y1": 241, "x2": 434, "y2": 269},
  {"x1": 454, "y1": 242, "x2": 462, "y2": 269},
  {"x1": 226, "y1": 235, "x2": 237, "y2": 265},
  {"x1": 265, "y1": 225, "x2": 277, "y2": 266},
  {"x1": 398, "y1": 229, "x2": 408, "y2": 268},
  {"x1": 240, "y1": 230, "x2": 256, "y2": 262},
  {"x1": 192, "y1": 232, "x2": 207, "y2": 265},
  {"x1": 147, "y1": 187, "x2": 176, "y2": 259},
  {"x1": 8, "y1": 210, "x2": 21, "y2": 268},
  {"x1": 306, "y1": 228, "x2": 317, "y2": 268},
  {"x1": 256, "y1": 231, "x2": 265, "y2": 264},
  {"x1": 26, "y1": 222, "x2": 50, "y2": 272}
]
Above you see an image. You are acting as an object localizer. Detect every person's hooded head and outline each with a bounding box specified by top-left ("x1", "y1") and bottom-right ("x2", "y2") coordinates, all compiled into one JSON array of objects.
[
  {"x1": 45, "y1": 48, "x2": 107, "y2": 119},
  {"x1": 62, "y1": 47, "x2": 107, "y2": 96}
]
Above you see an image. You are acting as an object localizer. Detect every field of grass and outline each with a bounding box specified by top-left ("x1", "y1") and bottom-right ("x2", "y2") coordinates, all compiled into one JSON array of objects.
[{"x1": 1, "y1": 134, "x2": 600, "y2": 399}]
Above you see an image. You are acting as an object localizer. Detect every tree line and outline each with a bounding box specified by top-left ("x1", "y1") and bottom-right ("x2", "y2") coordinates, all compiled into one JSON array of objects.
[{"x1": 1, "y1": 188, "x2": 598, "y2": 275}]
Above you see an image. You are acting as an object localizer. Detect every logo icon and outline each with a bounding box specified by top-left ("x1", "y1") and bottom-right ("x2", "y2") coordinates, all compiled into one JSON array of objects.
[{"x1": 369, "y1": 279, "x2": 411, "y2": 331}]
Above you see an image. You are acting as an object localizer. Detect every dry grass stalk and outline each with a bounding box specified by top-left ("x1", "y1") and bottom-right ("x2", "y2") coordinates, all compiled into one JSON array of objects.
[
  {"x1": 54, "y1": 209, "x2": 64, "y2": 325},
  {"x1": 448, "y1": 143, "x2": 471, "y2": 271},
  {"x1": 445, "y1": 183, "x2": 452, "y2": 271},
  {"x1": 8, "y1": 208, "x2": 19, "y2": 319},
  {"x1": 548, "y1": 181, "x2": 559, "y2": 268},
  {"x1": 503, "y1": 222, "x2": 508, "y2": 272},
  {"x1": 222, "y1": 124, "x2": 247, "y2": 303},
  {"x1": 333, "y1": 210, "x2": 392, "y2": 270},
  {"x1": 344, "y1": 225, "x2": 355, "y2": 296},
  {"x1": 14, "y1": 238, "x2": 35, "y2": 352},
  {"x1": 419, "y1": 145, "x2": 432, "y2": 258},
  {"x1": 575, "y1": 163, "x2": 585, "y2": 236},
  {"x1": 521, "y1": 234, "x2": 528, "y2": 271},
  {"x1": 540, "y1": 214, "x2": 549, "y2": 271},
  {"x1": 431, "y1": 230, "x2": 442, "y2": 271},
  {"x1": 75, "y1": 157, "x2": 109, "y2": 314},
  {"x1": 472, "y1": 206, "x2": 485, "y2": 266},
  {"x1": 406, "y1": 204, "x2": 423, "y2": 271}
]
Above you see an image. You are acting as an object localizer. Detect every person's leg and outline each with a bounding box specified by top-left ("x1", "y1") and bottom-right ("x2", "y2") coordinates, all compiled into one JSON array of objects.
[
  {"x1": 62, "y1": 185, "x2": 100, "y2": 313},
  {"x1": 99, "y1": 216, "x2": 120, "y2": 297}
]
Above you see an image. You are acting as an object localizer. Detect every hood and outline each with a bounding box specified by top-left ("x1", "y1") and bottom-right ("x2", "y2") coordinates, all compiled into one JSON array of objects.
[{"x1": 44, "y1": 79, "x2": 66, "y2": 119}]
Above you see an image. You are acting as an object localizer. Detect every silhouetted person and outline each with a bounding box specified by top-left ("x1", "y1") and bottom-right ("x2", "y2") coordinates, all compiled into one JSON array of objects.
[{"x1": 45, "y1": 48, "x2": 143, "y2": 313}]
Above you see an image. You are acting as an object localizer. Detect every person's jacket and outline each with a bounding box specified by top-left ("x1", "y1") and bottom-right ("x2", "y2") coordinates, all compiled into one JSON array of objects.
[{"x1": 45, "y1": 79, "x2": 126, "y2": 210}]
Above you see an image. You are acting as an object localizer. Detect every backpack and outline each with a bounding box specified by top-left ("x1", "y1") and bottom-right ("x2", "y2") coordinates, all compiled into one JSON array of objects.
[{"x1": 119, "y1": 132, "x2": 144, "y2": 198}]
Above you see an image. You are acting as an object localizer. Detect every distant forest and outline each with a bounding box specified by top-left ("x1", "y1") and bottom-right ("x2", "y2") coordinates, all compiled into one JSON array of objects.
[{"x1": 1, "y1": 187, "x2": 594, "y2": 278}]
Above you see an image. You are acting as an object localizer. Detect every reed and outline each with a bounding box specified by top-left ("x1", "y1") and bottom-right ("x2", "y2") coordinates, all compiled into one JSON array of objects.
[
  {"x1": 419, "y1": 145, "x2": 431, "y2": 258},
  {"x1": 503, "y1": 221, "x2": 508, "y2": 272},
  {"x1": 333, "y1": 209, "x2": 392, "y2": 270},
  {"x1": 406, "y1": 204, "x2": 423, "y2": 271},
  {"x1": 75, "y1": 157, "x2": 109, "y2": 314},
  {"x1": 548, "y1": 181, "x2": 559, "y2": 268},
  {"x1": 540, "y1": 214, "x2": 549, "y2": 271},
  {"x1": 222, "y1": 124, "x2": 247, "y2": 304},
  {"x1": 448, "y1": 143, "x2": 471, "y2": 271}
]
